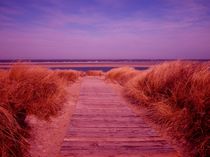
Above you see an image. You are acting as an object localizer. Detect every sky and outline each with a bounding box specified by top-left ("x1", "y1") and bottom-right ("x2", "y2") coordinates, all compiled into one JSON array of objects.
[{"x1": 0, "y1": 0, "x2": 210, "y2": 59}]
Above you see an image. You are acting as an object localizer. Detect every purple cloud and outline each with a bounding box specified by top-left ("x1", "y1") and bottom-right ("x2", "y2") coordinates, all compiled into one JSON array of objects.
[{"x1": 0, "y1": 0, "x2": 210, "y2": 59}]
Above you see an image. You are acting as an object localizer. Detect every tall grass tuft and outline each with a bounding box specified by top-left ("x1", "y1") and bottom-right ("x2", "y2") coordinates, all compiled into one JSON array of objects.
[
  {"x1": 105, "y1": 67, "x2": 139, "y2": 85},
  {"x1": 107, "y1": 61, "x2": 210, "y2": 157},
  {"x1": 55, "y1": 70, "x2": 80, "y2": 83},
  {"x1": 0, "y1": 106, "x2": 29, "y2": 157},
  {"x1": 86, "y1": 70, "x2": 104, "y2": 76},
  {"x1": 0, "y1": 64, "x2": 70, "y2": 157},
  {"x1": 4, "y1": 65, "x2": 67, "y2": 120}
]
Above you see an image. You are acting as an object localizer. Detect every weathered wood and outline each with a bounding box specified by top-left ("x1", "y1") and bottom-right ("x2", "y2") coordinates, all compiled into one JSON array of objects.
[{"x1": 60, "y1": 77, "x2": 178, "y2": 157}]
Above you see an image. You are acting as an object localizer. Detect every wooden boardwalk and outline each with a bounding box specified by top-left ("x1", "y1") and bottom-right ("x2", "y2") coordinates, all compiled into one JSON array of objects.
[{"x1": 60, "y1": 77, "x2": 178, "y2": 157}]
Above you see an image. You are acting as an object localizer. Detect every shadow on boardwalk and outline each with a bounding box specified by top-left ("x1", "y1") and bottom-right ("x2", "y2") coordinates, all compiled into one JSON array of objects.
[{"x1": 60, "y1": 77, "x2": 178, "y2": 157}]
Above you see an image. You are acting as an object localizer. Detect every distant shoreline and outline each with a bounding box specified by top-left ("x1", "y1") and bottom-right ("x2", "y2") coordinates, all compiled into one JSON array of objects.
[
  {"x1": 0, "y1": 59, "x2": 209, "y2": 63},
  {"x1": 0, "y1": 60, "x2": 209, "y2": 71}
]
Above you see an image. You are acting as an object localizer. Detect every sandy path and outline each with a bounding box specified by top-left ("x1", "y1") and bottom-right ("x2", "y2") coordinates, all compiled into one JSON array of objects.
[
  {"x1": 60, "y1": 77, "x2": 178, "y2": 157},
  {"x1": 28, "y1": 82, "x2": 81, "y2": 157}
]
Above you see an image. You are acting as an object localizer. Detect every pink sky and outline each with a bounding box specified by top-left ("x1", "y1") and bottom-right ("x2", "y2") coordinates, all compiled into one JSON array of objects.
[{"x1": 0, "y1": 0, "x2": 210, "y2": 59}]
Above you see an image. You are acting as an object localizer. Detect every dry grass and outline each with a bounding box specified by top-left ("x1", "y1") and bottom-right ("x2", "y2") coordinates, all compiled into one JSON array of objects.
[
  {"x1": 105, "y1": 67, "x2": 140, "y2": 85},
  {"x1": 107, "y1": 61, "x2": 210, "y2": 157},
  {"x1": 0, "y1": 106, "x2": 29, "y2": 157},
  {"x1": 0, "y1": 69, "x2": 7, "y2": 79},
  {"x1": 5, "y1": 65, "x2": 67, "y2": 119},
  {"x1": 0, "y1": 64, "x2": 69, "y2": 157},
  {"x1": 55, "y1": 70, "x2": 80, "y2": 83},
  {"x1": 86, "y1": 70, "x2": 104, "y2": 76}
]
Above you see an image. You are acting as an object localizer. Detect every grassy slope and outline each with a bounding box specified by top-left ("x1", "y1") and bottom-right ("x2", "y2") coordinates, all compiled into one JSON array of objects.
[
  {"x1": 106, "y1": 67, "x2": 140, "y2": 85},
  {"x1": 106, "y1": 61, "x2": 210, "y2": 157},
  {"x1": 86, "y1": 70, "x2": 104, "y2": 76},
  {"x1": 0, "y1": 64, "x2": 80, "y2": 157}
]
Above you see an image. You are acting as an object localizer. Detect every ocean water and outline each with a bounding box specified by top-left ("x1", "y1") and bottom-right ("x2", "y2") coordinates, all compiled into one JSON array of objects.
[
  {"x1": 49, "y1": 66, "x2": 149, "y2": 72},
  {"x1": 1, "y1": 59, "x2": 208, "y2": 71},
  {"x1": 0, "y1": 59, "x2": 173, "y2": 63},
  {"x1": 0, "y1": 59, "x2": 154, "y2": 71}
]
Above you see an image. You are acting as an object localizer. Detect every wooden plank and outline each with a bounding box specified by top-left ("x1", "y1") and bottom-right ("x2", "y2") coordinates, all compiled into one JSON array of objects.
[
  {"x1": 63, "y1": 137, "x2": 166, "y2": 142},
  {"x1": 67, "y1": 126, "x2": 156, "y2": 134},
  {"x1": 66, "y1": 132, "x2": 158, "y2": 138},
  {"x1": 60, "y1": 77, "x2": 178, "y2": 157}
]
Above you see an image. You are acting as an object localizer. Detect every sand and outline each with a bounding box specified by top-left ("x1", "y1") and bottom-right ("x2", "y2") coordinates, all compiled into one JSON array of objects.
[
  {"x1": 0, "y1": 61, "x2": 161, "y2": 69},
  {"x1": 27, "y1": 81, "x2": 81, "y2": 157}
]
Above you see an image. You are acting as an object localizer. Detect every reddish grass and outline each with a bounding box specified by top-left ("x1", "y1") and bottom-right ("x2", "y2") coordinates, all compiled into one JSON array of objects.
[
  {"x1": 107, "y1": 61, "x2": 210, "y2": 157},
  {"x1": 86, "y1": 70, "x2": 104, "y2": 76},
  {"x1": 0, "y1": 106, "x2": 29, "y2": 157},
  {"x1": 0, "y1": 64, "x2": 69, "y2": 157},
  {"x1": 55, "y1": 70, "x2": 80, "y2": 83},
  {"x1": 105, "y1": 67, "x2": 140, "y2": 85}
]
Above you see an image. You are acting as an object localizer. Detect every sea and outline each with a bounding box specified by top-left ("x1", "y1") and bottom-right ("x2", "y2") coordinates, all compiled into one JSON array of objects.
[
  {"x1": 0, "y1": 59, "x2": 208, "y2": 72},
  {"x1": 49, "y1": 66, "x2": 149, "y2": 71}
]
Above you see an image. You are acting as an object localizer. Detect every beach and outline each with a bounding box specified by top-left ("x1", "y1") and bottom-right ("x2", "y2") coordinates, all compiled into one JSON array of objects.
[
  {"x1": 0, "y1": 60, "x2": 165, "y2": 71},
  {"x1": 0, "y1": 60, "x2": 209, "y2": 157}
]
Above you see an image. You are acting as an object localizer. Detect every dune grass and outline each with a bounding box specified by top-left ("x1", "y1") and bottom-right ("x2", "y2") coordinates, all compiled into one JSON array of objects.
[
  {"x1": 0, "y1": 64, "x2": 78, "y2": 157},
  {"x1": 55, "y1": 70, "x2": 80, "y2": 83},
  {"x1": 86, "y1": 70, "x2": 104, "y2": 76},
  {"x1": 106, "y1": 61, "x2": 210, "y2": 157},
  {"x1": 0, "y1": 106, "x2": 29, "y2": 157},
  {"x1": 105, "y1": 67, "x2": 139, "y2": 85}
]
